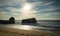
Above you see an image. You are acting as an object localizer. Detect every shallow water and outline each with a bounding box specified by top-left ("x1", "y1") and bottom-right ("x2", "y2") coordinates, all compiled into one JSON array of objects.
[
  {"x1": 0, "y1": 24, "x2": 60, "y2": 35},
  {"x1": 0, "y1": 20, "x2": 60, "y2": 35}
]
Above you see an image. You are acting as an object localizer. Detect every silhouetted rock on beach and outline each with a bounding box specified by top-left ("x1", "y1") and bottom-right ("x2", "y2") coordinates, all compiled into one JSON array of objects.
[
  {"x1": 0, "y1": 17, "x2": 15, "y2": 24},
  {"x1": 9, "y1": 17, "x2": 15, "y2": 24},
  {"x1": 21, "y1": 18, "x2": 38, "y2": 26}
]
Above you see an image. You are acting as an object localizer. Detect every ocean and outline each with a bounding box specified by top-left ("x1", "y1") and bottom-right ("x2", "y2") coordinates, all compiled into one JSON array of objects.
[
  {"x1": 15, "y1": 20, "x2": 60, "y2": 28},
  {"x1": 0, "y1": 20, "x2": 60, "y2": 35},
  {"x1": 15, "y1": 20, "x2": 60, "y2": 34}
]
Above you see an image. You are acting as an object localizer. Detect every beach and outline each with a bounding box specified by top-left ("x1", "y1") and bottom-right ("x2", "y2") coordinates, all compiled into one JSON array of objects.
[{"x1": 0, "y1": 24, "x2": 60, "y2": 36}]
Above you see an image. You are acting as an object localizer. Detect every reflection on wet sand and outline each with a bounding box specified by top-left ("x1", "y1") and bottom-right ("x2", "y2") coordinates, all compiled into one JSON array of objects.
[
  {"x1": 0, "y1": 24, "x2": 60, "y2": 36},
  {"x1": 0, "y1": 28, "x2": 58, "y2": 36}
]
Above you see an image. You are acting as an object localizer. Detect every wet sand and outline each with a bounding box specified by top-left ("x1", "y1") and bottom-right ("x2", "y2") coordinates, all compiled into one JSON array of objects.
[{"x1": 0, "y1": 27, "x2": 59, "y2": 36}]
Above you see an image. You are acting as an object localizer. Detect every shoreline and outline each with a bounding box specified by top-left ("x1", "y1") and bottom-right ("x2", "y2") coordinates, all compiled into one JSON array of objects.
[{"x1": 0, "y1": 26, "x2": 60, "y2": 36}]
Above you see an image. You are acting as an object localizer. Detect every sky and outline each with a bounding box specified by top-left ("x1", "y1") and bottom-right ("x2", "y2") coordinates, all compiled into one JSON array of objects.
[{"x1": 0, "y1": 0, "x2": 60, "y2": 20}]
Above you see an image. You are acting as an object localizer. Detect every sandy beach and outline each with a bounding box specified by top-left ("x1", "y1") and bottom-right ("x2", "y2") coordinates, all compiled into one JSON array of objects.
[{"x1": 0, "y1": 26, "x2": 60, "y2": 36}]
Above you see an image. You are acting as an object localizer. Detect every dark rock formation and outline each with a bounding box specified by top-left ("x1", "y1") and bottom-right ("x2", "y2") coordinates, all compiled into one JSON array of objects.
[
  {"x1": 21, "y1": 18, "x2": 37, "y2": 26},
  {"x1": 0, "y1": 17, "x2": 15, "y2": 24},
  {"x1": 9, "y1": 17, "x2": 15, "y2": 24},
  {"x1": 0, "y1": 20, "x2": 9, "y2": 24}
]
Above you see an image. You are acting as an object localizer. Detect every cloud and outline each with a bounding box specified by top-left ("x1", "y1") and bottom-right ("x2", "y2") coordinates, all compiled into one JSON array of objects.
[
  {"x1": 0, "y1": 3, "x2": 21, "y2": 10},
  {"x1": 32, "y1": 0, "x2": 60, "y2": 14},
  {"x1": 35, "y1": 11, "x2": 60, "y2": 20},
  {"x1": 0, "y1": 2, "x2": 22, "y2": 12},
  {"x1": 0, "y1": 11, "x2": 21, "y2": 20},
  {"x1": 0, "y1": 12, "x2": 10, "y2": 20},
  {"x1": 0, "y1": 0, "x2": 60, "y2": 20}
]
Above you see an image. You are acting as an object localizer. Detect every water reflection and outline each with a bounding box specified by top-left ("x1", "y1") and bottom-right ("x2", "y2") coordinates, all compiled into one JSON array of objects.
[
  {"x1": 0, "y1": 24, "x2": 45, "y2": 31},
  {"x1": 0, "y1": 24, "x2": 60, "y2": 33},
  {"x1": 18, "y1": 25, "x2": 33, "y2": 30}
]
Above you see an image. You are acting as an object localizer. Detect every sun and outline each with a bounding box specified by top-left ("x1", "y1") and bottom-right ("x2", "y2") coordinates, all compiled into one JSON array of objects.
[
  {"x1": 24, "y1": 5, "x2": 31, "y2": 10},
  {"x1": 22, "y1": 3, "x2": 32, "y2": 11},
  {"x1": 21, "y1": 3, "x2": 33, "y2": 14},
  {"x1": 20, "y1": 3, "x2": 35, "y2": 19}
]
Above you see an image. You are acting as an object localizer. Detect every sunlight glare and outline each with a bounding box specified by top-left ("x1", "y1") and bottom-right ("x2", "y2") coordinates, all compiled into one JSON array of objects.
[
  {"x1": 21, "y1": 3, "x2": 33, "y2": 14},
  {"x1": 20, "y1": 3, "x2": 36, "y2": 20},
  {"x1": 23, "y1": 3, "x2": 32, "y2": 11},
  {"x1": 20, "y1": 25, "x2": 32, "y2": 30}
]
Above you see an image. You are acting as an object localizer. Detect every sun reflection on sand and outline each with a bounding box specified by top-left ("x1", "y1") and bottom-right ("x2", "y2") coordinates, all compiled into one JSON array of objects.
[
  {"x1": 19, "y1": 25, "x2": 33, "y2": 30},
  {"x1": 3, "y1": 25, "x2": 34, "y2": 30}
]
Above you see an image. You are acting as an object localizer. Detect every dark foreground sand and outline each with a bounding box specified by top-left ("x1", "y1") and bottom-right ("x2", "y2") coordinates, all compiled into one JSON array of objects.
[{"x1": 0, "y1": 27, "x2": 60, "y2": 36}]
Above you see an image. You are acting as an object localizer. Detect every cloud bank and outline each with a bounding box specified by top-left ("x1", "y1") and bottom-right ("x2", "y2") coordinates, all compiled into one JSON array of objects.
[{"x1": 0, "y1": 0, "x2": 60, "y2": 20}]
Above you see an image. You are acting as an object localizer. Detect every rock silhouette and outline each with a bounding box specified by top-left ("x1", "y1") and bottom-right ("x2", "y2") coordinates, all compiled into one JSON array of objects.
[
  {"x1": 0, "y1": 17, "x2": 15, "y2": 24},
  {"x1": 21, "y1": 18, "x2": 37, "y2": 26},
  {"x1": 9, "y1": 17, "x2": 15, "y2": 24}
]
